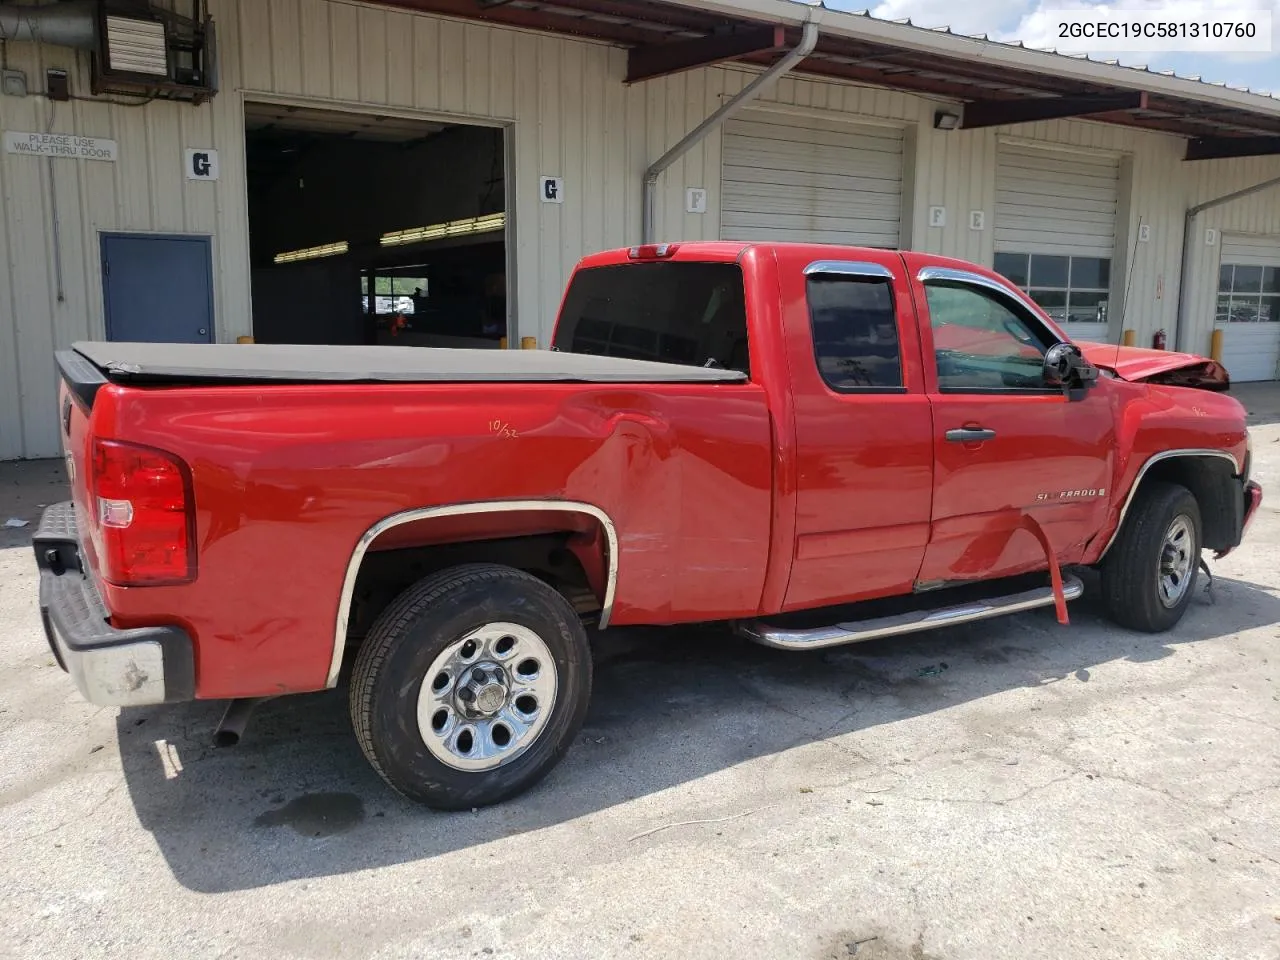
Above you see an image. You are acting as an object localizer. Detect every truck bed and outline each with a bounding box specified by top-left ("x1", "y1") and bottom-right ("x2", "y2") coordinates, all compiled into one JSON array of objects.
[{"x1": 69, "y1": 341, "x2": 748, "y2": 386}]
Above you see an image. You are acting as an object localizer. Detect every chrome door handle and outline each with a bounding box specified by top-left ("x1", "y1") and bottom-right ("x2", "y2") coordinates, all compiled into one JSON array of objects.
[{"x1": 945, "y1": 427, "x2": 996, "y2": 442}]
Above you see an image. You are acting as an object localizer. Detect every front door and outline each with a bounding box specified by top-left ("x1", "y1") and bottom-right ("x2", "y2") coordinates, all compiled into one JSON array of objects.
[
  {"x1": 905, "y1": 255, "x2": 1115, "y2": 585},
  {"x1": 101, "y1": 234, "x2": 214, "y2": 342},
  {"x1": 780, "y1": 250, "x2": 935, "y2": 611}
]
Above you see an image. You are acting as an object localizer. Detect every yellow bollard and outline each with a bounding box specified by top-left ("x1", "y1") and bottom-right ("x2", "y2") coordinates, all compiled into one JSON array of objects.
[
  {"x1": 1210, "y1": 328, "x2": 1224, "y2": 362},
  {"x1": 520, "y1": 336, "x2": 537, "y2": 350},
  {"x1": 499, "y1": 336, "x2": 508, "y2": 349},
  {"x1": 236, "y1": 336, "x2": 255, "y2": 344},
  {"x1": 1121, "y1": 329, "x2": 1135, "y2": 347}
]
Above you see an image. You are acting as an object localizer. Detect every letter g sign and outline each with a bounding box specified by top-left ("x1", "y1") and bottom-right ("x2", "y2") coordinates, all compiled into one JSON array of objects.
[{"x1": 184, "y1": 148, "x2": 220, "y2": 181}]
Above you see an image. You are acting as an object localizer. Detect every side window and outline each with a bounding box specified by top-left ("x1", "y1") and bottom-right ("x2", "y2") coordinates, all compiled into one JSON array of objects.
[
  {"x1": 806, "y1": 276, "x2": 903, "y2": 390},
  {"x1": 924, "y1": 282, "x2": 1055, "y2": 392}
]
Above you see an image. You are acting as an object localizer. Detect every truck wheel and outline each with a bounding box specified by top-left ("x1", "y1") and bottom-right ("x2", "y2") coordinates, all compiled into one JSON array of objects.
[
  {"x1": 1100, "y1": 481, "x2": 1202, "y2": 633},
  {"x1": 350, "y1": 563, "x2": 592, "y2": 809}
]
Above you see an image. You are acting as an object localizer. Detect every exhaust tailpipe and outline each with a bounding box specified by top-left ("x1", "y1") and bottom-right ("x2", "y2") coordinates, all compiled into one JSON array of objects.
[{"x1": 213, "y1": 697, "x2": 272, "y2": 747}]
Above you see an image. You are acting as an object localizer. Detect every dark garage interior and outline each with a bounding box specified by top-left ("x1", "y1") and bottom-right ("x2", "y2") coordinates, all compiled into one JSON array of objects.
[{"x1": 245, "y1": 103, "x2": 508, "y2": 348}]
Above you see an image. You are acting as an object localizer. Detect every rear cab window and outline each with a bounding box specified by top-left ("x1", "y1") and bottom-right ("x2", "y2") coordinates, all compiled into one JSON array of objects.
[
  {"x1": 805, "y1": 268, "x2": 903, "y2": 391},
  {"x1": 552, "y1": 262, "x2": 750, "y2": 374}
]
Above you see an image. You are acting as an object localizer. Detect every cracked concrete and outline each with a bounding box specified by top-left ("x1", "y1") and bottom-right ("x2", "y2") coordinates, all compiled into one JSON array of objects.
[{"x1": 3, "y1": 386, "x2": 1280, "y2": 959}]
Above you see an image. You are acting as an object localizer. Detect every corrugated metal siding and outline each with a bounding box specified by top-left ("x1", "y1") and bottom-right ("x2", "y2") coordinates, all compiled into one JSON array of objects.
[
  {"x1": 1182, "y1": 157, "x2": 1280, "y2": 356},
  {"x1": 0, "y1": 0, "x2": 645, "y2": 458},
  {"x1": 0, "y1": 43, "x2": 235, "y2": 460},
  {"x1": 911, "y1": 116, "x2": 1280, "y2": 355},
  {"x1": 721, "y1": 112, "x2": 902, "y2": 246},
  {"x1": 208, "y1": 0, "x2": 645, "y2": 366},
  {"x1": 6, "y1": 1, "x2": 1280, "y2": 459}
]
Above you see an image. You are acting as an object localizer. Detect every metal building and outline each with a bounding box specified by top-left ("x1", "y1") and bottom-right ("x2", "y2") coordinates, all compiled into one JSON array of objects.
[{"x1": 2, "y1": 0, "x2": 1279, "y2": 460}]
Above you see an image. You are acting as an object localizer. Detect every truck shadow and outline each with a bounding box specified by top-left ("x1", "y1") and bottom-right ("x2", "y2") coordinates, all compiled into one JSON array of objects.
[{"x1": 115, "y1": 571, "x2": 1280, "y2": 893}]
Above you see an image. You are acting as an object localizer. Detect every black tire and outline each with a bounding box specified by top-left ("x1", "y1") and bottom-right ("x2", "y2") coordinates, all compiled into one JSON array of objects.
[
  {"x1": 1100, "y1": 481, "x2": 1202, "y2": 633},
  {"x1": 350, "y1": 563, "x2": 592, "y2": 809}
]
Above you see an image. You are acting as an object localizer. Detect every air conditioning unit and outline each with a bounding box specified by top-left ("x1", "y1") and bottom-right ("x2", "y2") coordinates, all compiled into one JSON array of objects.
[{"x1": 91, "y1": 0, "x2": 217, "y2": 103}]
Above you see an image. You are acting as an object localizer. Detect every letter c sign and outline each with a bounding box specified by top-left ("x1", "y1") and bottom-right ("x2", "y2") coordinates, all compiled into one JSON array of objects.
[{"x1": 185, "y1": 148, "x2": 220, "y2": 181}]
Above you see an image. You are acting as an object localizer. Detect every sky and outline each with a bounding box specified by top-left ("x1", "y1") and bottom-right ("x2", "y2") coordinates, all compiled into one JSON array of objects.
[{"x1": 824, "y1": 0, "x2": 1280, "y2": 94}]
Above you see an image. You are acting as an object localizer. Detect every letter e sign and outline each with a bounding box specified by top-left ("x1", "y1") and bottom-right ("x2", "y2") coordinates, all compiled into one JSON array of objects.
[
  {"x1": 540, "y1": 176, "x2": 564, "y2": 204},
  {"x1": 185, "y1": 148, "x2": 219, "y2": 181}
]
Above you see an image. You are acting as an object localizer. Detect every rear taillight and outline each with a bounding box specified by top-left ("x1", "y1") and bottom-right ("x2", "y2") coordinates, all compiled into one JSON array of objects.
[{"x1": 91, "y1": 439, "x2": 196, "y2": 586}]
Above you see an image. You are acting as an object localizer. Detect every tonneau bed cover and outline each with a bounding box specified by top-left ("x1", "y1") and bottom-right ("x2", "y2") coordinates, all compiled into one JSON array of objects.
[{"x1": 67, "y1": 341, "x2": 748, "y2": 387}]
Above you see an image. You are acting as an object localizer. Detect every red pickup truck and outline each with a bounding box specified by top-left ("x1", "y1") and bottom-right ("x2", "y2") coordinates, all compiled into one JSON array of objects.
[{"x1": 36, "y1": 242, "x2": 1262, "y2": 809}]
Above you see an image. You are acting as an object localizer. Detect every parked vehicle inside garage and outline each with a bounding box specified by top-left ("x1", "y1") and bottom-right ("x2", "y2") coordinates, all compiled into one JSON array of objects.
[{"x1": 34, "y1": 241, "x2": 1262, "y2": 809}]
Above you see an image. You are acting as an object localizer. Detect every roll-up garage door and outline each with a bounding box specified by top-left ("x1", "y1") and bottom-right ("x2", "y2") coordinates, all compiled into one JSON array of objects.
[
  {"x1": 1217, "y1": 234, "x2": 1280, "y2": 382},
  {"x1": 721, "y1": 112, "x2": 903, "y2": 248},
  {"x1": 994, "y1": 143, "x2": 1120, "y2": 342}
]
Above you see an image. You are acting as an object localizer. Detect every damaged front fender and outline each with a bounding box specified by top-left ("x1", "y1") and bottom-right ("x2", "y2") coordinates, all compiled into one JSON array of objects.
[{"x1": 1076, "y1": 342, "x2": 1230, "y2": 391}]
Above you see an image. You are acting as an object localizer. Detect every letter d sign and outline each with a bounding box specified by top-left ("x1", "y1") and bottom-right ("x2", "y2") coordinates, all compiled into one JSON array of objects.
[{"x1": 185, "y1": 148, "x2": 220, "y2": 181}]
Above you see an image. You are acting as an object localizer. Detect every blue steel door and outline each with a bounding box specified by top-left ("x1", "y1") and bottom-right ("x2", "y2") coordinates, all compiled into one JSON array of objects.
[{"x1": 101, "y1": 234, "x2": 214, "y2": 342}]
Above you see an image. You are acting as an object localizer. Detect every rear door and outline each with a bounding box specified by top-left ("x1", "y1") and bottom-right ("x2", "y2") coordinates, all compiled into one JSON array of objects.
[
  {"x1": 779, "y1": 248, "x2": 934, "y2": 611},
  {"x1": 905, "y1": 255, "x2": 1115, "y2": 584}
]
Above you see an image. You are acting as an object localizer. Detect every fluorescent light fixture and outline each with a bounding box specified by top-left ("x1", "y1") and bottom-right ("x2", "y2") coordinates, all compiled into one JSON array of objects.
[
  {"x1": 381, "y1": 212, "x2": 506, "y2": 247},
  {"x1": 274, "y1": 241, "x2": 349, "y2": 264}
]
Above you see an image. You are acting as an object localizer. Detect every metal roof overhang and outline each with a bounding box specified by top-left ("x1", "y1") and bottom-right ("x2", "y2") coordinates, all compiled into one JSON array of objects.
[{"x1": 374, "y1": 0, "x2": 1280, "y2": 161}]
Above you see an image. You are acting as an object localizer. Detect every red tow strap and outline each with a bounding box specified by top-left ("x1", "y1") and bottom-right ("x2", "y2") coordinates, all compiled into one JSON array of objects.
[{"x1": 1018, "y1": 513, "x2": 1069, "y2": 625}]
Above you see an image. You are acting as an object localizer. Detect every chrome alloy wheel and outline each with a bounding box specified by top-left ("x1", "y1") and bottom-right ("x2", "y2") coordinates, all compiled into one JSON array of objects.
[
  {"x1": 1157, "y1": 515, "x2": 1196, "y2": 608},
  {"x1": 416, "y1": 622, "x2": 559, "y2": 771}
]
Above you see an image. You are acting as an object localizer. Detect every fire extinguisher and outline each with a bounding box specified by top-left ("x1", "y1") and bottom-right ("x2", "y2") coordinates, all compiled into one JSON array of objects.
[{"x1": 1152, "y1": 328, "x2": 1167, "y2": 350}]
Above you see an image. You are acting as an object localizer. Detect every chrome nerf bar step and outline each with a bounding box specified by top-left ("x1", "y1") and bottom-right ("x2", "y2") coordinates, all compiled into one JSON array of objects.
[{"x1": 737, "y1": 575, "x2": 1084, "y2": 651}]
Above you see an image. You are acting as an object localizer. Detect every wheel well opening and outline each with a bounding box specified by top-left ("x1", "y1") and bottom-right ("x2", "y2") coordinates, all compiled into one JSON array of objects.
[
  {"x1": 1138, "y1": 456, "x2": 1239, "y2": 552},
  {"x1": 346, "y1": 531, "x2": 604, "y2": 650}
]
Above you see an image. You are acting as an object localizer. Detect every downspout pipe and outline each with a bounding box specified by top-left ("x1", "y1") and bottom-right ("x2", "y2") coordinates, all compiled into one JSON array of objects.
[
  {"x1": 641, "y1": 17, "x2": 820, "y2": 244},
  {"x1": 1174, "y1": 173, "x2": 1280, "y2": 352}
]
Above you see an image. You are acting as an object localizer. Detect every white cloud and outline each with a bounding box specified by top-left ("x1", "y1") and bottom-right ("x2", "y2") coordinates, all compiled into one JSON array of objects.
[{"x1": 860, "y1": 0, "x2": 1026, "y2": 34}]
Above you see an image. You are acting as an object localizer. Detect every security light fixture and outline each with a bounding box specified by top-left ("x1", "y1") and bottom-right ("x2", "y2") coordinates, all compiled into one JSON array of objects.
[{"x1": 934, "y1": 110, "x2": 961, "y2": 131}]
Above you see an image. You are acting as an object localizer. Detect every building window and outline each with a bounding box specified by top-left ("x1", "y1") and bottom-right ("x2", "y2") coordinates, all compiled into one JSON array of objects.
[
  {"x1": 806, "y1": 275, "x2": 902, "y2": 390},
  {"x1": 993, "y1": 253, "x2": 1110, "y2": 325},
  {"x1": 362, "y1": 275, "x2": 428, "y2": 315},
  {"x1": 1217, "y1": 264, "x2": 1280, "y2": 323}
]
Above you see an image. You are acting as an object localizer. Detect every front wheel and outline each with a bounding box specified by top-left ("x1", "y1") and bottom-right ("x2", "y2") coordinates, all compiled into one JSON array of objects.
[
  {"x1": 350, "y1": 563, "x2": 592, "y2": 809},
  {"x1": 1100, "y1": 481, "x2": 1202, "y2": 633}
]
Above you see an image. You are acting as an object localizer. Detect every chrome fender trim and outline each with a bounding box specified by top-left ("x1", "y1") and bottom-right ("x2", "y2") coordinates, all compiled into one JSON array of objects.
[
  {"x1": 1097, "y1": 448, "x2": 1242, "y2": 560},
  {"x1": 327, "y1": 500, "x2": 619, "y2": 688}
]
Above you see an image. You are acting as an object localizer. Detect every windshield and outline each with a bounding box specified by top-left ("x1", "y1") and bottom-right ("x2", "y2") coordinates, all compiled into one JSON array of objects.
[{"x1": 552, "y1": 262, "x2": 749, "y2": 374}]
